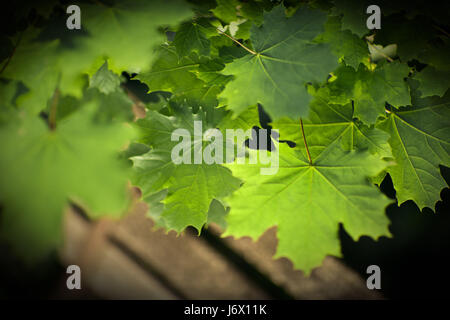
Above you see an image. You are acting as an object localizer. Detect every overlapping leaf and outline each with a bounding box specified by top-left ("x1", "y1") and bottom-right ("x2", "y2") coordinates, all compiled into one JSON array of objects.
[
  {"x1": 224, "y1": 139, "x2": 392, "y2": 273},
  {"x1": 377, "y1": 91, "x2": 450, "y2": 210},
  {"x1": 173, "y1": 19, "x2": 214, "y2": 57},
  {"x1": 89, "y1": 62, "x2": 121, "y2": 95},
  {"x1": 415, "y1": 42, "x2": 450, "y2": 98},
  {"x1": 326, "y1": 63, "x2": 411, "y2": 123},
  {"x1": 1, "y1": 0, "x2": 192, "y2": 115},
  {"x1": 332, "y1": 0, "x2": 371, "y2": 37},
  {"x1": 131, "y1": 106, "x2": 259, "y2": 232},
  {"x1": 219, "y1": 6, "x2": 338, "y2": 120},
  {"x1": 0, "y1": 0, "x2": 448, "y2": 273},
  {"x1": 138, "y1": 45, "x2": 228, "y2": 109},
  {"x1": 0, "y1": 104, "x2": 135, "y2": 261},
  {"x1": 77, "y1": 0, "x2": 192, "y2": 74},
  {"x1": 273, "y1": 87, "x2": 392, "y2": 160},
  {"x1": 318, "y1": 15, "x2": 369, "y2": 69}
]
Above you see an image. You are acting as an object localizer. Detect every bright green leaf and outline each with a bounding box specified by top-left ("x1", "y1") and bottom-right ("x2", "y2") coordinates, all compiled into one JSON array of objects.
[
  {"x1": 225, "y1": 139, "x2": 391, "y2": 273},
  {"x1": 377, "y1": 92, "x2": 450, "y2": 210}
]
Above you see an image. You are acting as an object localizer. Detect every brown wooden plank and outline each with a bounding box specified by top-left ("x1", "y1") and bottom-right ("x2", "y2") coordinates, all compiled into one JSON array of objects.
[
  {"x1": 61, "y1": 203, "x2": 271, "y2": 299},
  {"x1": 61, "y1": 208, "x2": 178, "y2": 299},
  {"x1": 61, "y1": 196, "x2": 382, "y2": 300},
  {"x1": 111, "y1": 202, "x2": 271, "y2": 299},
  {"x1": 209, "y1": 224, "x2": 382, "y2": 299}
]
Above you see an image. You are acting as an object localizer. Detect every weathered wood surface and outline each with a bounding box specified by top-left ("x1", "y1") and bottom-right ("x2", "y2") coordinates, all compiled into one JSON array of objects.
[{"x1": 59, "y1": 200, "x2": 381, "y2": 300}]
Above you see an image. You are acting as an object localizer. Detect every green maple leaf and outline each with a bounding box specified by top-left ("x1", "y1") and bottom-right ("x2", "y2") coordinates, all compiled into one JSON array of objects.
[
  {"x1": 272, "y1": 87, "x2": 392, "y2": 160},
  {"x1": 131, "y1": 106, "x2": 259, "y2": 232},
  {"x1": 415, "y1": 42, "x2": 450, "y2": 98},
  {"x1": 133, "y1": 150, "x2": 240, "y2": 232},
  {"x1": 40, "y1": 63, "x2": 134, "y2": 124},
  {"x1": 78, "y1": 0, "x2": 193, "y2": 74},
  {"x1": 2, "y1": 31, "x2": 68, "y2": 115},
  {"x1": 89, "y1": 61, "x2": 121, "y2": 95},
  {"x1": 2, "y1": 0, "x2": 192, "y2": 115},
  {"x1": 376, "y1": 91, "x2": 450, "y2": 210},
  {"x1": 207, "y1": 199, "x2": 229, "y2": 230},
  {"x1": 332, "y1": 0, "x2": 370, "y2": 37},
  {"x1": 212, "y1": 0, "x2": 239, "y2": 24},
  {"x1": 218, "y1": 104, "x2": 259, "y2": 131},
  {"x1": 224, "y1": 139, "x2": 391, "y2": 273},
  {"x1": 173, "y1": 19, "x2": 213, "y2": 57},
  {"x1": 419, "y1": 42, "x2": 450, "y2": 71},
  {"x1": 0, "y1": 104, "x2": 135, "y2": 261},
  {"x1": 318, "y1": 15, "x2": 369, "y2": 70},
  {"x1": 211, "y1": 0, "x2": 267, "y2": 25},
  {"x1": 415, "y1": 67, "x2": 450, "y2": 98},
  {"x1": 328, "y1": 63, "x2": 411, "y2": 123},
  {"x1": 353, "y1": 62, "x2": 411, "y2": 123},
  {"x1": 2, "y1": 29, "x2": 92, "y2": 114},
  {"x1": 138, "y1": 45, "x2": 227, "y2": 109},
  {"x1": 137, "y1": 46, "x2": 206, "y2": 102},
  {"x1": 219, "y1": 6, "x2": 338, "y2": 120},
  {"x1": 79, "y1": 88, "x2": 135, "y2": 123}
]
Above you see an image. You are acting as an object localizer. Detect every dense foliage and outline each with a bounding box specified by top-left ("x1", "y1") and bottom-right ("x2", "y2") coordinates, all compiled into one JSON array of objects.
[{"x1": 0, "y1": 0, "x2": 448, "y2": 274}]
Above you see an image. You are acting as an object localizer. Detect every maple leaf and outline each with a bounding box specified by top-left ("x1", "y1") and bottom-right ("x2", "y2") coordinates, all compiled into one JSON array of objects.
[
  {"x1": 272, "y1": 87, "x2": 392, "y2": 160},
  {"x1": 318, "y1": 15, "x2": 369, "y2": 70},
  {"x1": 1, "y1": 0, "x2": 448, "y2": 271},
  {"x1": 327, "y1": 63, "x2": 411, "y2": 123},
  {"x1": 130, "y1": 106, "x2": 259, "y2": 232},
  {"x1": 173, "y1": 19, "x2": 214, "y2": 57},
  {"x1": 331, "y1": 0, "x2": 370, "y2": 38},
  {"x1": 415, "y1": 41, "x2": 450, "y2": 98},
  {"x1": 137, "y1": 46, "x2": 204, "y2": 96},
  {"x1": 0, "y1": 104, "x2": 135, "y2": 261},
  {"x1": 212, "y1": 0, "x2": 239, "y2": 24},
  {"x1": 138, "y1": 45, "x2": 227, "y2": 109},
  {"x1": 78, "y1": 0, "x2": 193, "y2": 74},
  {"x1": 211, "y1": 0, "x2": 266, "y2": 25},
  {"x1": 89, "y1": 61, "x2": 121, "y2": 95},
  {"x1": 134, "y1": 150, "x2": 240, "y2": 232},
  {"x1": 207, "y1": 199, "x2": 229, "y2": 230},
  {"x1": 42, "y1": 63, "x2": 134, "y2": 124},
  {"x1": 1, "y1": 0, "x2": 192, "y2": 115},
  {"x1": 2, "y1": 31, "x2": 69, "y2": 115},
  {"x1": 415, "y1": 67, "x2": 450, "y2": 98},
  {"x1": 224, "y1": 139, "x2": 392, "y2": 273},
  {"x1": 219, "y1": 6, "x2": 338, "y2": 120},
  {"x1": 377, "y1": 91, "x2": 450, "y2": 210}
]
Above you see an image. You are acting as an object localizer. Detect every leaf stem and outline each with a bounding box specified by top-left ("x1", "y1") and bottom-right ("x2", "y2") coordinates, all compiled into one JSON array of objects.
[
  {"x1": 300, "y1": 118, "x2": 312, "y2": 165},
  {"x1": 0, "y1": 32, "x2": 23, "y2": 75},
  {"x1": 49, "y1": 88, "x2": 60, "y2": 130},
  {"x1": 217, "y1": 28, "x2": 257, "y2": 55}
]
